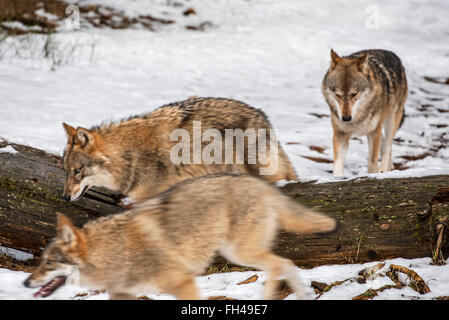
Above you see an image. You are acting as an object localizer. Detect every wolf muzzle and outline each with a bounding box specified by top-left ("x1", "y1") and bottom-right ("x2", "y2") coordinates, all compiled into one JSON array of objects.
[{"x1": 23, "y1": 278, "x2": 32, "y2": 288}]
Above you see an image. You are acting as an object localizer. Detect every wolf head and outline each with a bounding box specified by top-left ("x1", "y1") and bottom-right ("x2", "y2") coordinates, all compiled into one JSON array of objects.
[
  {"x1": 322, "y1": 49, "x2": 373, "y2": 122},
  {"x1": 23, "y1": 214, "x2": 86, "y2": 298},
  {"x1": 62, "y1": 123, "x2": 117, "y2": 201}
]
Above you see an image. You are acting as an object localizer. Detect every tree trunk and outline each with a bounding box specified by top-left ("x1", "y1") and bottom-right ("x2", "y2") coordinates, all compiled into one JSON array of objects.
[
  {"x1": 0, "y1": 140, "x2": 448, "y2": 269},
  {"x1": 279, "y1": 176, "x2": 449, "y2": 267}
]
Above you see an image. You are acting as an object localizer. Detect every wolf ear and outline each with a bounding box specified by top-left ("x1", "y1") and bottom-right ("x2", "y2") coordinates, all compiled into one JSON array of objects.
[
  {"x1": 75, "y1": 127, "x2": 95, "y2": 148},
  {"x1": 62, "y1": 123, "x2": 76, "y2": 139},
  {"x1": 56, "y1": 214, "x2": 77, "y2": 244},
  {"x1": 330, "y1": 49, "x2": 341, "y2": 70},
  {"x1": 356, "y1": 53, "x2": 369, "y2": 74}
]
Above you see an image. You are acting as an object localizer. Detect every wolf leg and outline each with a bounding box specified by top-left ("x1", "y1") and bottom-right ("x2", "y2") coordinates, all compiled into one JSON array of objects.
[
  {"x1": 225, "y1": 249, "x2": 309, "y2": 300},
  {"x1": 257, "y1": 253, "x2": 309, "y2": 300},
  {"x1": 380, "y1": 107, "x2": 403, "y2": 172},
  {"x1": 163, "y1": 273, "x2": 201, "y2": 300},
  {"x1": 332, "y1": 132, "x2": 350, "y2": 177},
  {"x1": 380, "y1": 114, "x2": 394, "y2": 172},
  {"x1": 367, "y1": 126, "x2": 382, "y2": 174},
  {"x1": 278, "y1": 257, "x2": 309, "y2": 300}
]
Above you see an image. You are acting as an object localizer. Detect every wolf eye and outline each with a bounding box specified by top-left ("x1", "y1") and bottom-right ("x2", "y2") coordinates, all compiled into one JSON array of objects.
[
  {"x1": 73, "y1": 168, "x2": 82, "y2": 175},
  {"x1": 349, "y1": 92, "x2": 358, "y2": 98}
]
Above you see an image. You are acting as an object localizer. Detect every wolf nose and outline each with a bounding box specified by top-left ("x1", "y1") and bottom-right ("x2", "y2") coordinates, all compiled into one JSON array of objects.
[
  {"x1": 342, "y1": 115, "x2": 352, "y2": 122},
  {"x1": 23, "y1": 279, "x2": 31, "y2": 288},
  {"x1": 61, "y1": 194, "x2": 71, "y2": 201}
]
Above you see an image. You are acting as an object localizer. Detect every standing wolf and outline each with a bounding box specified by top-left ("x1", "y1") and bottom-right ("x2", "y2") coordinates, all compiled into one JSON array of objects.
[
  {"x1": 62, "y1": 97, "x2": 297, "y2": 203},
  {"x1": 322, "y1": 49, "x2": 408, "y2": 177},
  {"x1": 24, "y1": 174, "x2": 336, "y2": 300}
]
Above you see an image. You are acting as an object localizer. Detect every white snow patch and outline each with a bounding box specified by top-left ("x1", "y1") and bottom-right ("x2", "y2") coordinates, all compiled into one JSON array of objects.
[
  {"x1": 0, "y1": 247, "x2": 33, "y2": 262},
  {"x1": 0, "y1": 146, "x2": 18, "y2": 154},
  {"x1": 2, "y1": 257, "x2": 448, "y2": 300}
]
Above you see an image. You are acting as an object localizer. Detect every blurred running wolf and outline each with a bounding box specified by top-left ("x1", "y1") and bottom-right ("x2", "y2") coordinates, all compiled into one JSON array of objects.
[
  {"x1": 322, "y1": 49, "x2": 407, "y2": 177},
  {"x1": 61, "y1": 97, "x2": 297, "y2": 203},
  {"x1": 24, "y1": 174, "x2": 336, "y2": 300}
]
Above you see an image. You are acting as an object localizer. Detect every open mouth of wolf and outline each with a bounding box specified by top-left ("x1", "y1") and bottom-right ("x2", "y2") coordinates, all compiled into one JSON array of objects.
[
  {"x1": 33, "y1": 276, "x2": 67, "y2": 298},
  {"x1": 73, "y1": 185, "x2": 89, "y2": 201}
]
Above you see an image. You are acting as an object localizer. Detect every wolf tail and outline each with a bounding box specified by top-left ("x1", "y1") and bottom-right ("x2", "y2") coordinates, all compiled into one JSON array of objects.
[{"x1": 275, "y1": 196, "x2": 337, "y2": 234}]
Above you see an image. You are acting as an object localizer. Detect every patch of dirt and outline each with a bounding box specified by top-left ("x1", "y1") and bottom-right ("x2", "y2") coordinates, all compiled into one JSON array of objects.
[
  {"x1": 208, "y1": 296, "x2": 237, "y2": 300},
  {"x1": 417, "y1": 104, "x2": 434, "y2": 112},
  {"x1": 79, "y1": 5, "x2": 175, "y2": 30},
  {"x1": 0, "y1": 0, "x2": 205, "y2": 35},
  {"x1": 301, "y1": 155, "x2": 333, "y2": 163},
  {"x1": 185, "y1": 21, "x2": 213, "y2": 31},
  {"x1": 430, "y1": 123, "x2": 448, "y2": 128},
  {"x1": 309, "y1": 145, "x2": 326, "y2": 154},
  {"x1": 424, "y1": 76, "x2": 449, "y2": 85},
  {"x1": 183, "y1": 8, "x2": 197, "y2": 16},
  {"x1": 309, "y1": 113, "x2": 329, "y2": 118},
  {"x1": 0, "y1": 0, "x2": 68, "y2": 35},
  {"x1": 393, "y1": 162, "x2": 409, "y2": 171},
  {"x1": 427, "y1": 97, "x2": 444, "y2": 101},
  {"x1": 399, "y1": 152, "x2": 433, "y2": 161}
]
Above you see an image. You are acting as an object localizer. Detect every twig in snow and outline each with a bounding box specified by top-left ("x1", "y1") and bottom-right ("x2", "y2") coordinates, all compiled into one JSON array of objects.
[
  {"x1": 432, "y1": 224, "x2": 446, "y2": 265},
  {"x1": 358, "y1": 262, "x2": 386, "y2": 281},
  {"x1": 237, "y1": 274, "x2": 258, "y2": 285},
  {"x1": 389, "y1": 264, "x2": 431, "y2": 294},
  {"x1": 314, "y1": 278, "x2": 352, "y2": 300},
  {"x1": 352, "y1": 283, "x2": 404, "y2": 300}
]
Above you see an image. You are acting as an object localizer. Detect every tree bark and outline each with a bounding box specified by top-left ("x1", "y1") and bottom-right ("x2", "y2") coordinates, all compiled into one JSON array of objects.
[
  {"x1": 0, "y1": 140, "x2": 448, "y2": 269},
  {"x1": 279, "y1": 175, "x2": 449, "y2": 267}
]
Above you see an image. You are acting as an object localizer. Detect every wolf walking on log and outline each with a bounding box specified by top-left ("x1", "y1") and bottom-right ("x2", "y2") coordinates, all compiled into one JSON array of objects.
[{"x1": 61, "y1": 97, "x2": 297, "y2": 203}]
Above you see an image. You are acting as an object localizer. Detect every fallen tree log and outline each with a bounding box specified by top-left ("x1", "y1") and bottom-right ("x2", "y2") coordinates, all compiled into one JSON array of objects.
[
  {"x1": 279, "y1": 175, "x2": 449, "y2": 267},
  {"x1": 0, "y1": 140, "x2": 448, "y2": 269}
]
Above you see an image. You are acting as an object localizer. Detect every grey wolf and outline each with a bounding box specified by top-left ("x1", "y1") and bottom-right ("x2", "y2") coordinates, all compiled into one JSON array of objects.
[
  {"x1": 24, "y1": 174, "x2": 335, "y2": 300},
  {"x1": 322, "y1": 49, "x2": 407, "y2": 176},
  {"x1": 62, "y1": 97, "x2": 297, "y2": 203}
]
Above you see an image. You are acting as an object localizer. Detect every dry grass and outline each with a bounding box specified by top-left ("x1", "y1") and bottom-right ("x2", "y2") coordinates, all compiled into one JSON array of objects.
[
  {"x1": 0, "y1": 253, "x2": 37, "y2": 273},
  {"x1": 202, "y1": 263, "x2": 255, "y2": 276}
]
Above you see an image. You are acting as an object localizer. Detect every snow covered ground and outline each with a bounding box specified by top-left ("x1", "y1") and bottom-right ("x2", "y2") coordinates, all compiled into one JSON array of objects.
[
  {"x1": 0, "y1": 0, "x2": 448, "y2": 179},
  {"x1": 1, "y1": 257, "x2": 448, "y2": 300},
  {"x1": 0, "y1": 0, "x2": 448, "y2": 300}
]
